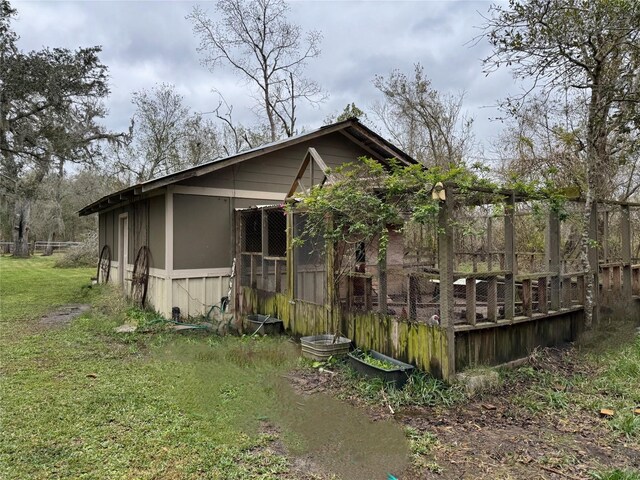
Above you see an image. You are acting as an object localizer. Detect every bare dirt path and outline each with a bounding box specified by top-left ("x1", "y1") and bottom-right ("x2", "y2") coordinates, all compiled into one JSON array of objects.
[{"x1": 37, "y1": 303, "x2": 91, "y2": 328}]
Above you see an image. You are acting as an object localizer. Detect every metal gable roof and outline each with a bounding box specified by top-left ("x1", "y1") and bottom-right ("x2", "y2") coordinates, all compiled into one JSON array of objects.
[{"x1": 79, "y1": 118, "x2": 417, "y2": 216}]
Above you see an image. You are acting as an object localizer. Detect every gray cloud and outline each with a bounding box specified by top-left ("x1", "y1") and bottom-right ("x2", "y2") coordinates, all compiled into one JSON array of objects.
[{"x1": 13, "y1": 0, "x2": 518, "y2": 153}]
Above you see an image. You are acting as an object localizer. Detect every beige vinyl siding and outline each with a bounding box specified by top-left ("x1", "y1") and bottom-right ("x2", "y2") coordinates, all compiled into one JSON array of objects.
[{"x1": 177, "y1": 132, "x2": 370, "y2": 193}]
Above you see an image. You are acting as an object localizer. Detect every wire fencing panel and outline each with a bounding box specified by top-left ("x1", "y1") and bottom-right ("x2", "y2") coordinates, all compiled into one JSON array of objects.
[
  {"x1": 632, "y1": 206, "x2": 640, "y2": 296},
  {"x1": 599, "y1": 205, "x2": 622, "y2": 264},
  {"x1": 400, "y1": 221, "x2": 440, "y2": 322},
  {"x1": 560, "y1": 203, "x2": 585, "y2": 274},
  {"x1": 238, "y1": 207, "x2": 288, "y2": 294},
  {"x1": 514, "y1": 202, "x2": 547, "y2": 275},
  {"x1": 632, "y1": 206, "x2": 640, "y2": 264},
  {"x1": 239, "y1": 209, "x2": 262, "y2": 289},
  {"x1": 293, "y1": 212, "x2": 326, "y2": 305},
  {"x1": 450, "y1": 197, "x2": 507, "y2": 325},
  {"x1": 262, "y1": 208, "x2": 287, "y2": 294}
]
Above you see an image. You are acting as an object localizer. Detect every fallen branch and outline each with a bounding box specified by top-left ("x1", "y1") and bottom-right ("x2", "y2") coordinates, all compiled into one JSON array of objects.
[
  {"x1": 381, "y1": 387, "x2": 395, "y2": 415},
  {"x1": 539, "y1": 464, "x2": 583, "y2": 480}
]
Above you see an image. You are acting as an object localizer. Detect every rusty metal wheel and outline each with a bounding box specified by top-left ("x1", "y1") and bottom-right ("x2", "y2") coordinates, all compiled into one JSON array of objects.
[
  {"x1": 131, "y1": 246, "x2": 150, "y2": 307},
  {"x1": 97, "y1": 245, "x2": 111, "y2": 284}
]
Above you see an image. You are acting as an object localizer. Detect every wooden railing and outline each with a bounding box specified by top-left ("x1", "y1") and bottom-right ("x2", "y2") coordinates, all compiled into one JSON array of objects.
[
  {"x1": 239, "y1": 251, "x2": 286, "y2": 293},
  {"x1": 600, "y1": 262, "x2": 640, "y2": 297}
]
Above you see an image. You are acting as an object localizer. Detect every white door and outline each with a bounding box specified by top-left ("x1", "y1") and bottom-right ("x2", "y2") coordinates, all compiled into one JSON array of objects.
[{"x1": 118, "y1": 214, "x2": 129, "y2": 287}]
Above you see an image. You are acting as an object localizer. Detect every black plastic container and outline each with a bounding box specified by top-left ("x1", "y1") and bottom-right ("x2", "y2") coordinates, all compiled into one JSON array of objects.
[
  {"x1": 245, "y1": 314, "x2": 284, "y2": 335},
  {"x1": 348, "y1": 349, "x2": 415, "y2": 389}
]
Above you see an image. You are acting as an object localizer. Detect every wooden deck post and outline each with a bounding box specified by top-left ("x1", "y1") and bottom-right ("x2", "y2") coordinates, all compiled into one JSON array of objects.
[
  {"x1": 612, "y1": 265, "x2": 622, "y2": 292},
  {"x1": 633, "y1": 266, "x2": 640, "y2": 296},
  {"x1": 378, "y1": 233, "x2": 388, "y2": 314},
  {"x1": 549, "y1": 209, "x2": 561, "y2": 311},
  {"x1": 438, "y1": 187, "x2": 455, "y2": 380},
  {"x1": 275, "y1": 260, "x2": 282, "y2": 293},
  {"x1": 522, "y1": 279, "x2": 532, "y2": 317},
  {"x1": 364, "y1": 276, "x2": 373, "y2": 312},
  {"x1": 602, "y1": 266, "x2": 611, "y2": 291},
  {"x1": 561, "y1": 276, "x2": 572, "y2": 308},
  {"x1": 621, "y1": 205, "x2": 632, "y2": 300},
  {"x1": 465, "y1": 278, "x2": 476, "y2": 325},
  {"x1": 602, "y1": 210, "x2": 609, "y2": 264},
  {"x1": 487, "y1": 216, "x2": 493, "y2": 270},
  {"x1": 538, "y1": 276, "x2": 548, "y2": 314},
  {"x1": 504, "y1": 193, "x2": 516, "y2": 319},
  {"x1": 250, "y1": 254, "x2": 257, "y2": 289},
  {"x1": 287, "y1": 212, "x2": 295, "y2": 301},
  {"x1": 487, "y1": 277, "x2": 498, "y2": 321},
  {"x1": 408, "y1": 274, "x2": 418, "y2": 321}
]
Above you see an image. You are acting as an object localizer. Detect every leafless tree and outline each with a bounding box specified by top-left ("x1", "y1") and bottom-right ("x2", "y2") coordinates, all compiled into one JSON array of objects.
[
  {"x1": 372, "y1": 64, "x2": 475, "y2": 168},
  {"x1": 205, "y1": 92, "x2": 271, "y2": 156},
  {"x1": 188, "y1": 0, "x2": 325, "y2": 142},
  {"x1": 111, "y1": 84, "x2": 224, "y2": 183}
]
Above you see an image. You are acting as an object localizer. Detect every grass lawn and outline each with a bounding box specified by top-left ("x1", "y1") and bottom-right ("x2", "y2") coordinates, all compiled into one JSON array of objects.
[
  {"x1": 0, "y1": 255, "x2": 301, "y2": 479},
  {"x1": 1, "y1": 255, "x2": 638, "y2": 480}
]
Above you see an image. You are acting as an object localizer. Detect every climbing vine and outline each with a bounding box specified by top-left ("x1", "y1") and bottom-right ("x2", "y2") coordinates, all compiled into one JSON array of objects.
[{"x1": 289, "y1": 156, "x2": 569, "y2": 288}]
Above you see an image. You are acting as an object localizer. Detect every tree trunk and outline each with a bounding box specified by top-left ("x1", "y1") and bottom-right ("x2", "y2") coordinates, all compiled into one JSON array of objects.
[
  {"x1": 43, "y1": 231, "x2": 55, "y2": 256},
  {"x1": 12, "y1": 196, "x2": 31, "y2": 257},
  {"x1": 43, "y1": 160, "x2": 65, "y2": 256},
  {"x1": 579, "y1": 191, "x2": 594, "y2": 329}
]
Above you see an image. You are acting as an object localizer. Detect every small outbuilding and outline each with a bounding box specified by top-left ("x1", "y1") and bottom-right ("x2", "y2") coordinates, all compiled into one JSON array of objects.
[{"x1": 80, "y1": 118, "x2": 416, "y2": 318}]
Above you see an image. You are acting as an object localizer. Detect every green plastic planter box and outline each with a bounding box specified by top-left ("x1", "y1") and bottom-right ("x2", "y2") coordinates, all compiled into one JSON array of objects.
[{"x1": 348, "y1": 349, "x2": 414, "y2": 389}]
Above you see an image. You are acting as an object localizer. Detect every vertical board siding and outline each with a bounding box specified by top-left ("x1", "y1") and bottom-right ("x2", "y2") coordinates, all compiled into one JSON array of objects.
[
  {"x1": 146, "y1": 273, "x2": 166, "y2": 315},
  {"x1": 454, "y1": 310, "x2": 583, "y2": 370},
  {"x1": 239, "y1": 287, "x2": 450, "y2": 380},
  {"x1": 171, "y1": 275, "x2": 229, "y2": 319}
]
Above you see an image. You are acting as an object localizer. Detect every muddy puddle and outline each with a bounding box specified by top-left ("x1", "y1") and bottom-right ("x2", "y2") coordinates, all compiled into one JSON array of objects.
[
  {"x1": 157, "y1": 340, "x2": 409, "y2": 479},
  {"x1": 271, "y1": 380, "x2": 409, "y2": 480}
]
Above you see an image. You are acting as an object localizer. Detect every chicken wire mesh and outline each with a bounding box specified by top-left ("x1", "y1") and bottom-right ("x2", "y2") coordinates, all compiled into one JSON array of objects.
[
  {"x1": 396, "y1": 221, "x2": 440, "y2": 322},
  {"x1": 236, "y1": 195, "x2": 635, "y2": 326},
  {"x1": 599, "y1": 205, "x2": 624, "y2": 264},
  {"x1": 632, "y1": 206, "x2": 640, "y2": 264},
  {"x1": 449, "y1": 196, "x2": 508, "y2": 324},
  {"x1": 292, "y1": 212, "x2": 326, "y2": 305},
  {"x1": 514, "y1": 202, "x2": 547, "y2": 275},
  {"x1": 238, "y1": 207, "x2": 288, "y2": 294},
  {"x1": 560, "y1": 202, "x2": 585, "y2": 274}
]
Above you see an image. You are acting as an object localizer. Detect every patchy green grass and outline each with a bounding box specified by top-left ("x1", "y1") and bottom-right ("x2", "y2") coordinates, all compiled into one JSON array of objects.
[
  {"x1": 2, "y1": 256, "x2": 638, "y2": 479},
  {"x1": 506, "y1": 312, "x2": 640, "y2": 440},
  {"x1": 591, "y1": 469, "x2": 640, "y2": 480},
  {"x1": 405, "y1": 427, "x2": 441, "y2": 472},
  {"x1": 0, "y1": 256, "x2": 299, "y2": 479},
  {"x1": 335, "y1": 365, "x2": 465, "y2": 410},
  {"x1": 0, "y1": 254, "x2": 96, "y2": 322}
]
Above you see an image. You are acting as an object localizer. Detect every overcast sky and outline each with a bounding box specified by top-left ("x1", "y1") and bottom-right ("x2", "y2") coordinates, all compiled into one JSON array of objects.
[{"x1": 12, "y1": 0, "x2": 518, "y2": 158}]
